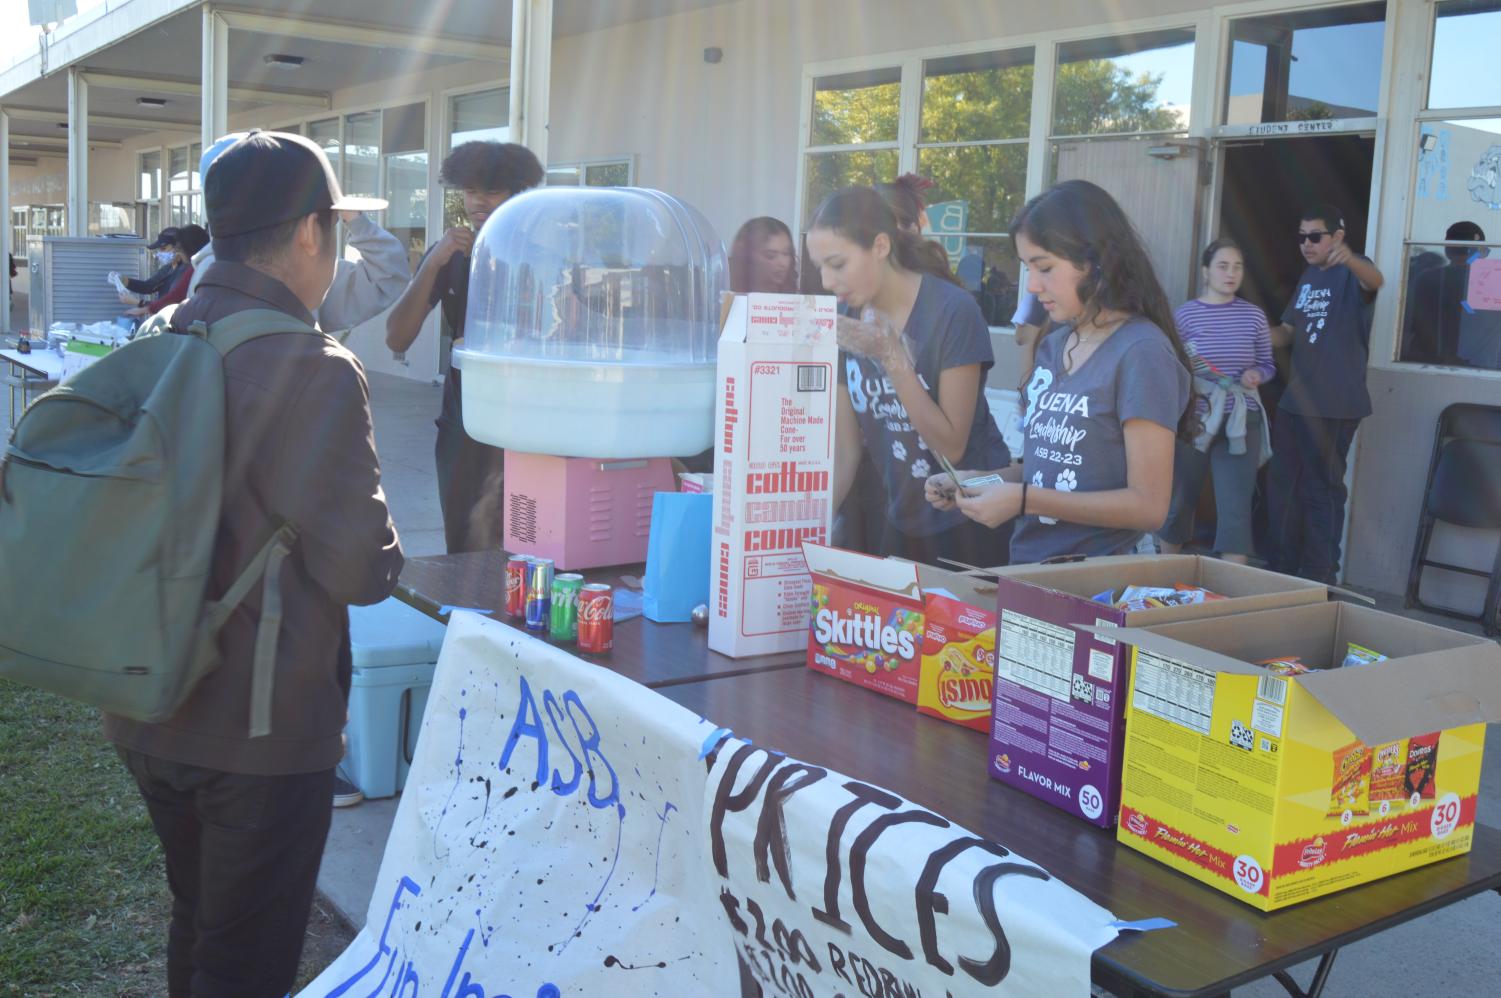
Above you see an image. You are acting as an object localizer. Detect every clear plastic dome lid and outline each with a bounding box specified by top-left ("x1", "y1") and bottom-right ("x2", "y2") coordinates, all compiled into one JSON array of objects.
[{"x1": 462, "y1": 186, "x2": 727, "y2": 366}]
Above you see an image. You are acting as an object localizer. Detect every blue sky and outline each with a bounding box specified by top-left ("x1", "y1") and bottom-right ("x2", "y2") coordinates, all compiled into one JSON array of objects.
[{"x1": 1429, "y1": 7, "x2": 1501, "y2": 110}]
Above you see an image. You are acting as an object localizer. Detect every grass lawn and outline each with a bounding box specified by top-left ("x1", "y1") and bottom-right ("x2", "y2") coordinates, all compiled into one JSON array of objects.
[{"x1": 0, "y1": 681, "x2": 354, "y2": 995}]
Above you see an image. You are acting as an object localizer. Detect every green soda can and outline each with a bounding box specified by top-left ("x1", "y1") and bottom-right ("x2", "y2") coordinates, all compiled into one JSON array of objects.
[{"x1": 550, "y1": 573, "x2": 585, "y2": 641}]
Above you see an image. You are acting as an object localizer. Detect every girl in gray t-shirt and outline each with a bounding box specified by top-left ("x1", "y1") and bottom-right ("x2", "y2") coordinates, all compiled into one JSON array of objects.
[
  {"x1": 808, "y1": 187, "x2": 1012, "y2": 567},
  {"x1": 926, "y1": 180, "x2": 1194, "y2": 564}
]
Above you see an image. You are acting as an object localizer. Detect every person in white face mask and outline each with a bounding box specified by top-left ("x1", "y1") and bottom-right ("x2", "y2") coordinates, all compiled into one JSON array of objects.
[
  {"x1": 188, "y1": 133, "x2": 412, "y2": 334},
  {"x1": 116, "y1": 228, "x2": 185, "y2": 306}
]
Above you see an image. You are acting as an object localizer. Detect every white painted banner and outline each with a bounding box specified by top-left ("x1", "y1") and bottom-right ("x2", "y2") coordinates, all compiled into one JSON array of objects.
[{"x1": 298, "y1": 612, "x2": 1121, "y2": 997}]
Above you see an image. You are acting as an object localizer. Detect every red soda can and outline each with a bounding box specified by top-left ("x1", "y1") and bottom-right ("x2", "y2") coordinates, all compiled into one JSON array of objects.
[
  {"x1": 505, "y1": 556, "x2": 531, "y2": 618},
  {"x1": 577, "y1": 584, "x2": 614, "y2": 653}
]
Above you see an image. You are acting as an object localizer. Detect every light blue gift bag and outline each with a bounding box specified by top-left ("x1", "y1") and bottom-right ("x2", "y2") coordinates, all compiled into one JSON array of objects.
[{"x1": 642, "y1": 491, "x2": 712, "y2": 623}]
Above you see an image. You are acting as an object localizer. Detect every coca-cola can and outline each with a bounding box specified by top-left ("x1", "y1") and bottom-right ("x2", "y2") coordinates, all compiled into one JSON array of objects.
[
  {"x1": 504, "y1": 556, "x2": 531, "y2": 619},
  {"x1": 577, "y1": 584, "x2": 614, "y2": 653},
  {"x1": 524, "y1": 558, "x2": 554, "y2": 632}
]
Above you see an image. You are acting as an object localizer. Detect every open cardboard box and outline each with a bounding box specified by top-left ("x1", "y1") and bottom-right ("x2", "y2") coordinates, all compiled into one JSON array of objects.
[
  {"x1": 985, "y1": 555, "x2": 1331, "y2": 827},
  {"x1": 1111, "y1": 601, "x2": 1501, "y2": 910},
  {"x1": 802, "y1": 544, "x2": 997, "y2": 710}
]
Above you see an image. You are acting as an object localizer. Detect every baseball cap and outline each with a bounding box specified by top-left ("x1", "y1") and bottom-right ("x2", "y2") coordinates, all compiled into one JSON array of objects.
[
  {"x1": 146, "y1": 227, "x2": 180, "y2": 250},
  {"x1": 204, "y1": 129, "x2": 387, "y2": 239}
]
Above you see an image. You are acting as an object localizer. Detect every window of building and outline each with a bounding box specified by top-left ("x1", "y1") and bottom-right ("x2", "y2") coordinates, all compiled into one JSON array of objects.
[
  {"x1": 165, "y1": 141, "x2": 202, "y2": 228},
  {"x1": 308, "y1": 116, "x2": 341, "y2": 185},
  {"x1": 343, "y1": 110, "x2": 381, "y2": 200},
  {"x1": 137, "y1": 149, "x2": 162, "y2": 237},
  {"x1": 382, "y1": 102, "x2": 429, "y2": 269},
  {"x1": 443, "y1": 87, "x2": 509, "y2": 229},
  {"x1": 450, "y1": 87, "x2": 508, "y2": 146},
  {"x1": 1430, "y1": 0, "x2": 1501, "y2": 110},
  {"x1": 545, "y1": 158, "x2": 635, "y2": 187},
  {"x1": 802, "y1": 68, "x2": 902, "y2": 226},
  {"x1": 918, "y1": 47, "x2": 1034, "y2": 322},
  {"x1": 1224, "y1": 3, "x2": 1386, "y2": 126},
  {"x1": 1398, "y1": 1, "x2": 1501, "y2": 371},
  {"x1": 1053, "y1": 29, "x2": 1195, "y2": 136}
]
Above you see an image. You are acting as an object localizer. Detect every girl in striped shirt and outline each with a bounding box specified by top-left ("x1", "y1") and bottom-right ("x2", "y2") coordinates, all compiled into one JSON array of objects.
[{"x1": 1158, "y1": 239, "x2": 1276, "y2": 564}]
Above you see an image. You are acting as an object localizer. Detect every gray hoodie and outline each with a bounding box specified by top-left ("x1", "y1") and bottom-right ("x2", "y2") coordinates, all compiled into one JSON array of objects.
[{"x1": 188, "y1": 212, "x2": 411, "y2": 332}]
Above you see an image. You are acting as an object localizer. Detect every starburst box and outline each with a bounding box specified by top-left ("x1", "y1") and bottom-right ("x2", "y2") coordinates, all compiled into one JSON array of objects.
[
  {"x1": 1112, "y1": 603, "x2": 1501, "y2": 910},
  {"x1": 989, "y1": 556, "x2": 1328, "y2": 828}
]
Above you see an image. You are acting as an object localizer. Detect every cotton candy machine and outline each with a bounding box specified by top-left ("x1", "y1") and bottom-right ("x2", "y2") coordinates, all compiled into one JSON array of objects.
[{"x1": 454, "y1": 187, "x2": 727, "y2": 568}]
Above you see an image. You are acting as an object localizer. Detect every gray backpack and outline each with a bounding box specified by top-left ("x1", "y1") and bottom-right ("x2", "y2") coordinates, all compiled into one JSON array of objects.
[{"x1": 0, "y1": 307, "x2": 318, "y2": 736}]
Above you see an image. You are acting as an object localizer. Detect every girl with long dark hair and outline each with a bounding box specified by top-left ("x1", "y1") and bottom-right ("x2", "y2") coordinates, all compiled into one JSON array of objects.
[
  {"x1": 808, "y1": 186, "x2": 1011, "y2": 566},
  {"x1": 728, "y1": 216, "x2": 799, "y2": 293},
  {"x1": 926, "y1": 179, "x2": 1193, "y2": 563}
]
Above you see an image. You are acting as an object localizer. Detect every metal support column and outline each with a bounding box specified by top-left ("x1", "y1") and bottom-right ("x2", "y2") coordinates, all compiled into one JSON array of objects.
[
  {"x1": 66, "y1": 68, "x2": 87, "y2": 237},
  {"x1": 201, "y1": 5, "x2": 229, "y2": 152},
  {"x1": 508, "y1": 0, "x2": 553, "y2": 164},
  {"x1": 1, "y1": 108, "x2": 10, "y2": 335}
]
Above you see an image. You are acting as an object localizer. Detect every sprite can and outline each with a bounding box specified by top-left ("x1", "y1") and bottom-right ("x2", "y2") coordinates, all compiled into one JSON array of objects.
[{"x1": 550, "y1": 573, "x2": 585, "y2": 641}]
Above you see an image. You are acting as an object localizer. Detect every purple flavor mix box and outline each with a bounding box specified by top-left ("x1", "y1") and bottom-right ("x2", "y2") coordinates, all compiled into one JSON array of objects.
[{"x1": 986, "y1": 555, "x2": 1328, "y2": 827}]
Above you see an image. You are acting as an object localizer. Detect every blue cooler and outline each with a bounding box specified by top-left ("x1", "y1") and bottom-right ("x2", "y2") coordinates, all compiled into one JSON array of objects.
[{"x1": 346, "y1": 597, "x2": 448, "y2": 798}]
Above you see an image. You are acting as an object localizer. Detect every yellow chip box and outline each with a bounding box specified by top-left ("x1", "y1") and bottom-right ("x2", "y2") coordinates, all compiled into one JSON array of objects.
[{"x1": 1110, "y1": 602, "x2": 1501, "y2": 911}]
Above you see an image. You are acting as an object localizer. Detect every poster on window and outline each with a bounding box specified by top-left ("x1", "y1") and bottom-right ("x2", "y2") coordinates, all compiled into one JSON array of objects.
[{"x1": 296, "y1": 612, "x2": 1121, "y2": 997}]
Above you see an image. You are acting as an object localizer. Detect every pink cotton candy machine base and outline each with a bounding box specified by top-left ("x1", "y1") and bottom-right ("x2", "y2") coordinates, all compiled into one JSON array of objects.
[{"x1": 503, "y1": 451, "x2": 676, "y2": 571}]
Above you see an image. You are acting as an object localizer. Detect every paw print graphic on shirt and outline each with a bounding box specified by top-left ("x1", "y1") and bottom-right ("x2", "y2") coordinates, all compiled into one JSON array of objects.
[
  {"x1": 1055, "y1": 469, "x2": 1078, "y2": 492},
  {"x1": 892, "y1": 440, "x2": 908, "y2": 462},
  {"x1": 1033, "y1": 469, "x2": 1058, "y2": 525},
  {"x1": 911, "y1": 458, "x2": 931, "y2": 479}
]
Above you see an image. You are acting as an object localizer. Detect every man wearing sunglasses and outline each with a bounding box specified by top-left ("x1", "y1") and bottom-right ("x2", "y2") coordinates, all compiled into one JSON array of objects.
[{"x1": 1265, "y1": 204, "x2": 1384, "y2": 585}]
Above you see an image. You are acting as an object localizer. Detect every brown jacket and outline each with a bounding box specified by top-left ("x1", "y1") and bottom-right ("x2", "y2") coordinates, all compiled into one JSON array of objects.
[{"x1": 103, "y1": 261, "x2": 405, "y2": 775}]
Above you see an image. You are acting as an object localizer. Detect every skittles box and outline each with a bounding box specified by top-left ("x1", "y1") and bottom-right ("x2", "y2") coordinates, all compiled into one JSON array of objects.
[
  {"x1": 1113, "y1": 602, "x2": 1501, "y2": 910},
  {"x1": 801, "y1": 543, "x2": 999, "y2": 707},
  {"x1": 802, "y1": 544, "x2": 926, "y2": 702}
]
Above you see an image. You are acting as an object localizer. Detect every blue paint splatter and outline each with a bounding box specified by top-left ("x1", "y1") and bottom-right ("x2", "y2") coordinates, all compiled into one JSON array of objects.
[
  {"x1": 698, "y1": 727, "x2": 733, "y2": 759},
  {"x1": 475, "y1": 907, "x2": 495, "y2": 947},
  {"x1": 433, "y1": 706, "x2": 468, "y2": 859},
  {"x1": 631, "y1": 802, "x2": 678, "y2": 912},
  {"x1": 555, "y1": 805, "x2": 625, "y2": 955},
  {"x1": 537, "y1": 986, "x2": 561, "y2": 998}
]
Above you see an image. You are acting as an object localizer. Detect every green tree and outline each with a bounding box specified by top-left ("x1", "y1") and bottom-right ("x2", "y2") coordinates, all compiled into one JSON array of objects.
[
  {"x1": 803, "y1": 59, "x2": 1181, "y2": 230},
  {"x1": 811, "y1": 79, "x2": 901, "y2": 146},
  {"x1": 1052, "y1": 59, "x2": 1183, "y2": 136}
]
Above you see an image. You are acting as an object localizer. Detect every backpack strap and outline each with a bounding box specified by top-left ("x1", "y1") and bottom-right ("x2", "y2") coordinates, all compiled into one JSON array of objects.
[
  {"x1": 210, "y1": 522, "x2": 300, "y2": 738},
  {"x1": 194, "y1": 309, "x2": 320, "y2": 736},
  {"x1": 188, "y1": 308, "x2": 323, "y2": 357}
]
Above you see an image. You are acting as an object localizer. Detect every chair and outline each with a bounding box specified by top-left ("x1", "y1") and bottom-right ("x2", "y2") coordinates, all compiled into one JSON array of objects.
[{"x1": 1405, "y1": 403, "x2": 1501, "y2": 635}]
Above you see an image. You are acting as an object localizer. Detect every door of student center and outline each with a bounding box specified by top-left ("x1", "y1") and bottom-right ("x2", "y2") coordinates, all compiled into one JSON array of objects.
[
  {"x1": 1052, "y1": 136, "x2": 1208, "y2": 308},
  {"x1": 1214, "y1": 131, "x2": 1375, "y2": 556},
  {"x1": 1213, "y1": 133, "x2": 1376, "y2": 343}
]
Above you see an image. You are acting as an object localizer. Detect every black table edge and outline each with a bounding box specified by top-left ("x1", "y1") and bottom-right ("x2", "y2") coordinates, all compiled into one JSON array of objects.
[{"x1": 1091, "y1": 851, "x2": 1501, "y2": 997}]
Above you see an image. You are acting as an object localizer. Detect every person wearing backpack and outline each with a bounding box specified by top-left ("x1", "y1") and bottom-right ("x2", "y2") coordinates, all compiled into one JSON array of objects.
[{"x1": 101, "y1": 131, "x2": 403, "y2": 997}]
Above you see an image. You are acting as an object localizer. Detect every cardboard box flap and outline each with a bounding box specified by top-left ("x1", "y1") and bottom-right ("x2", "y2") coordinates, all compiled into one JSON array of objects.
[
  {"x1": 995, "y1": 554, "x2": 1326, "y2": 608},
  {"x1": 802, "y1": 543, "x2": 921, "y2": 600},
  {"x1": 1081, "y1": 625, "x2": 1266, "y2": 677},
  {"x1": 1295, "y1": 644, "x2": 1501, "y2": 744},
  {"x1": 744, "y1": 294, "x2": 835, "y2": 346},
  {"x1": 719, "y1": 294, "x2": 747, "y2": 344},
  {"x1": 916, "y1": 563, "x2": 998, "y2": 607}
]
